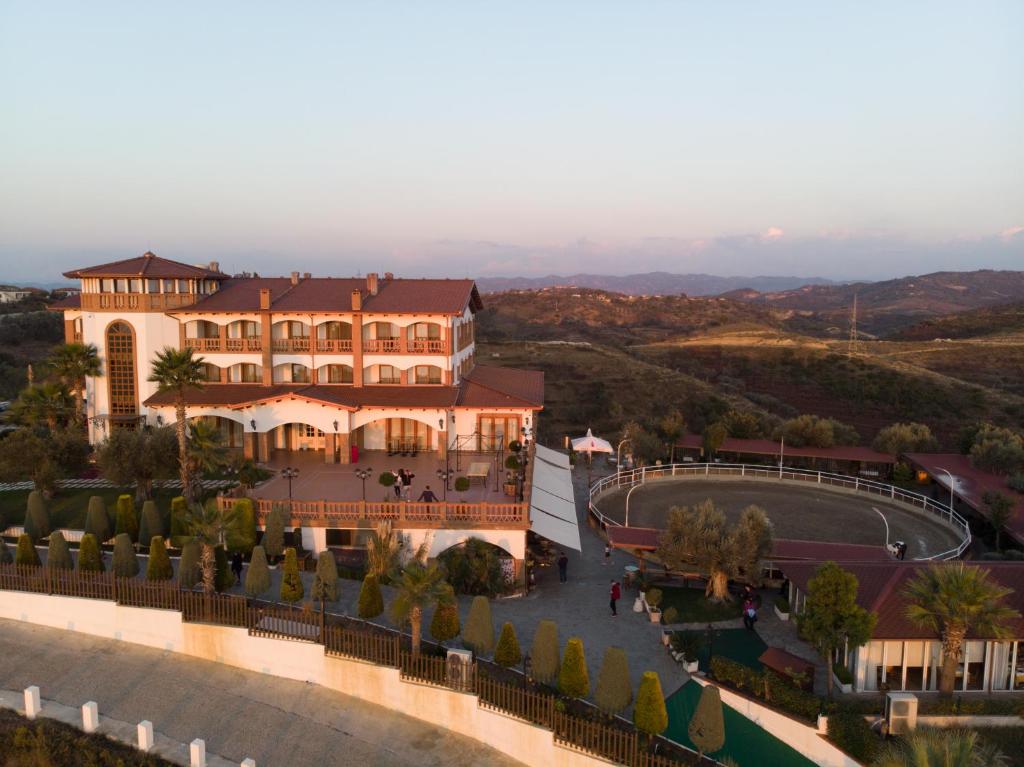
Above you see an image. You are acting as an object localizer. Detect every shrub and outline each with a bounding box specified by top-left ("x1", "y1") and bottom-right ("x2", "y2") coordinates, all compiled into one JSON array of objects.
[
  {"x1": 832, "y1": 662, "x2": 853, "y2": 685},
  {"x1": 114, "y1": 494, "x2": 138, "y2": 542},
  {"x1": 504, "y1": 455, "x2": 520, "y2": 470},
  {"x1": 688, "y1": 684, "x2": 725, "y2": 756},
  {"x1": 244, "y1": 546, "x2": 271, "y2": 597},
  {"x1": 558, "y1": 637, "x2": 589, "y2": 698},
  {"x1": 379, "y1": 471, "x2": 396, "y2": 488},
  {"x1": 634, "y1": 672, "x2": 668, "y2": 737},
  {"x1": 494, "y1": 622, "x2": 522, "y2": 667},
  {"x1": 530, "y1": 620, "x2": 560, "y2": 685},
  {"x1": 430, "y1": 585, "x2": 461, "y2": 641},
  {"x1": 775, "y1": 597, "x2": 790, "y2": 613},
  {"x1": 146, "y1": 536, "x2": 173, "y2": 580},
  {"x1": 594, "y1": 646, "x2": 632, "y2": 715},
  {"x1": 263, "y1": 505, "x2": 286, "y2": 561},
  {"x1": 77, "y1": 533, "x2": 103, "y2": 572},
  {"x1": 439, "y1": 537, "x2": 507, "y2": 596},
  {"x1": 84, "y1": 496, "x2": 111, "y2": 543},
  {"x1": 826, "y1": 709, "x2": 879, "y2": 762},
  {"x1": 645, "y1": 588, "x2": 662, "y2": 609},
  {"x1": 279, "y1": 547, "x2": 304, "y2": 603},
  {"x1": 15, "y1": 533, "x2": 40, "y2": 566},
  {"x1": 169, "y1": 496, "x2": 188, "y2": 547},
  {"x1": 227, "y1": 498, "x2": 256, "y2": 554},
  {"x1": 0, "y1": 539, "x2": 11, "y2": 565},
  {"x1": 357, "y1": 573, "x2": 384, "y2": 619},
  {"x1": 46, "y1": 531, "x2": 72, "y2": 570},
  {"x1": 671, "y1": 631, "x2": 704, "y2": 663},
  {"x1": 454, "y1": 477, "x2": 470, "y2": 493},
  {"x1": 662, "y1": 606, "x2": 679, "y2": 625},
  {"x1": 112, "y1": 533, "x2": 139, "y2": 577},
  {"x1": 214, "y1": 545, "x2": 232, "y2": 592},
  {"x1": 178, "y1": 541, "x2": 200, "y2": 588},
  {"x1": 709, "y1": 657, "x2": 823, "y2": 722},
  {"x1": 137, "y1": 500, "x2": 162, "y2": 546},
  {"x1": 312, "y1": 552, "x2": 339, "y2": 602},
  {"x1": 23, "y1": 490, "x2": 49, "y2": 543},
  {"x1": 463, "y1": 596, "x2": 495, "y2": 655}
]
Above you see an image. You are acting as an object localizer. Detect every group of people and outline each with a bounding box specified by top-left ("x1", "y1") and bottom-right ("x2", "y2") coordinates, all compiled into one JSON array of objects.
[
  {"x1": 391, "y1": 468, "x2": 440, "y2": 503},
  {"x1": 742, "y1": 583, "x2": 760, "y2": 630}
]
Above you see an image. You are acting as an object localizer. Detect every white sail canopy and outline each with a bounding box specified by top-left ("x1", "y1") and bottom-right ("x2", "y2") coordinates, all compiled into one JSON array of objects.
[{"x1": 570, "y1": 428, "x2": 613, "y2": 455}]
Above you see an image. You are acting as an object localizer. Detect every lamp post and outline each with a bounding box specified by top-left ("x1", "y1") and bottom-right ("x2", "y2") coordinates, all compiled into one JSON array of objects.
[
  {"x1": 436, "y1": 467, "x2": 453, "y2": 500},
  {"x1": 354, "y1": 467, "x2": 374, "y2": 501},
  {"x1": 872, "y1": 506, "x2": 891, "y2": 548},
  {"x1": 625, "y1": 482, "x2": 643, "y2": 527},
  {"x1": 281, "y1": 467, "x2": 300, "y2": 501},
  {"x1": 616, "y1": 438, "x2": 632, "y2": 480},
  {"x1": 936, "y1": 467, "x2": 956, "y2": 513}
]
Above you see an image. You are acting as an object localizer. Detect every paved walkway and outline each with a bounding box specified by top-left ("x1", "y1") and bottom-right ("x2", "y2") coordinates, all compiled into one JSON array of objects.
[
  {"x1": 0, "y1": 619, "x2": 522, "y2": 767},
  {"x1": 0, "y1": 478, "x2": 236, "y2": 491}
]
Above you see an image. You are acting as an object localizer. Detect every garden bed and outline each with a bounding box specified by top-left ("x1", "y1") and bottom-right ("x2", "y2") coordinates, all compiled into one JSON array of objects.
[{"x1": 657, "y1": 586, "x2": 742, "y2": 624}]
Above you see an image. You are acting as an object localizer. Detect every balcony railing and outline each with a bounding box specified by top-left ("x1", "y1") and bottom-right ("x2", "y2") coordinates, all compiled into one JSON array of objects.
[
  {"x1": 225, "y1": 338, "x2": 263, "y2": 352},
  {"x1": 80, "y1": 293, "x2": 199, "y2": 311},
  {"x1": 408, "y1": 338, "x2": 446, "y2": 354},
  {"x1": 185, "y1": 337, "x2": 222, "y2": 352},
  {"x1": 272, "y1": 338, "x2": 311, "y2": 353},
  {"x1": 316, "y1": 339, "x2": 353, "y2": 353},
  {"x1": 364, "y1": 338, "x2": 400, "y2": 353},
  {"x1": 72, "y1": 332, "x2": 83, "y2": 343}
]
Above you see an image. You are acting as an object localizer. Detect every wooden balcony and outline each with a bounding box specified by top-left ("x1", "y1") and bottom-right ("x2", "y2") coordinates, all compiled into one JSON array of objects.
[
  {"x1": 364, "y1": 338, "x2": 400, "y2": 353},
  {"x1": 408, "y1": 338, "x2": 447, "y2": 354},
  {"x1": 225, "y1": 338, "x2": 263, "y2": 352},
  {"x1": 185, "y1": 337, "x2": 222, "y2": 352},
  {"x1": 80, "y1": 293, "x2": 199, "y2": 312},
  {"x1": 316, "y1": 339, "x2": 353, "y2": 353},
  {"x1": 272, "y1": 338, "x2": 311, "y2": 353}
]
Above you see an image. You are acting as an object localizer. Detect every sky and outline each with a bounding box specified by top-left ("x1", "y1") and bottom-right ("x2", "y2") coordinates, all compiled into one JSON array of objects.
[{"x1": 1, "y1": 1, "x2": 1022, "y2": 284}]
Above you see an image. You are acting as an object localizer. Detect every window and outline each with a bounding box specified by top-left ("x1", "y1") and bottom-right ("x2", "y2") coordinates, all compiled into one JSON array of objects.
[
  {"x1": 147, "y1": 279, "x2": 161, "y2": 293},
  {"x1": 965, "y1": 641, "x2": 986, "y2": 690},
  {"x1": 414, "y1": 365, "x2": 441, "y2": 384},
  {"x1": 115, "y1": 279, "x2": 128, "y2": 293},
  {"x1": 378, "y1": 365, "x2": 399, "y2": 384},
  {"x1": 177, "y1": 279, "x2": 190, "y2": 293},
  {"x1": 290, "y1": 364, "x2": 310, "y2": 383},
  {"x1": 479, "y1": 415, "x2": 520, "y2": 451},
  {"x1": 904, "y1": 641, "x2": 926, "y2": 692},
  {"x1": 163, "y1": 279, "x2": 175, "y2": 293},
  {"x1": 199, "y1": 363, "x2": 221, "y2": 382},
  {"x1": 229, "y1": 320, "x2": 260, "y2": 339},
  {"x1": 375, "y1": 322, "x2": 396, "y2": 340},
  {"x1": 106, "y1": 322, "x2": 137, "y2": 415},
  {"x1": 100, "y1": 279, "x2": 114, "y2": 292},
  {"x1": 129, "y1": 279, "x2": 142, "y2": 293},
  {"x1": 321, "y1": 321, "x2": 352, "y2": 340},
  {"x1": 303, "y1": 424, "x2": 323, "y2": 438},
  {"x1": 414, "y1": 323, "x2": 440, "y2": 339},
  {"x1": 324, "y1": 365, "x2": 353, "y2": 383},
  {"x1": 230, "y1": 364, "x2": 260, "y2": 383},
  {"x1": 288, "y1": 321, "x2": 309, "y2": 338}
]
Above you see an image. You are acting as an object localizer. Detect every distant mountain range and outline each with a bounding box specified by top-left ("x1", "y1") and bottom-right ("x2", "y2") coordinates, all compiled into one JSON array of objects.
[{"x1": 475, "y1": 272, "x2": 836, "y2": 296}]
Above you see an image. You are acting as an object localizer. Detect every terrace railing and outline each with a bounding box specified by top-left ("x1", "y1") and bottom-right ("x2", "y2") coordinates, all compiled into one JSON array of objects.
[{"x1": 315, "y1": 339, "x2": 353, "y2": 353}]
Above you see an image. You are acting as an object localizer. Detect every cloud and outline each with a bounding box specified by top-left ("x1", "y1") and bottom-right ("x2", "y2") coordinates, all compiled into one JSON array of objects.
[
  {"x1": 762, "y1": 227, "x2": 785, "y2": 240},
  {"x1": 1001, "y1": 226, "x2": 1024, "y2": 241}
]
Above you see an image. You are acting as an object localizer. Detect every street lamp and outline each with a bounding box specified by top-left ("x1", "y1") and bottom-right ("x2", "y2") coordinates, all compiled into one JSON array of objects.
[
  {"x1": 872, "y1": 506, "x2": 891, "y2": 548},
  {"x1": 354, "y1": 467, "x2": 374, "y2": 501},
  {"x1": 436, "y1": 467, "x2": 453, "y2": 500},
  {"x1": 281, "y1": 467, "x2": 300, "y2": 500},
  {"x1": 616, "y1": 438, "x2": 632, "y2": 479},
  {"x1": 936, "y1": 467, "x2": 956, "y2": 513},
  {"x1": 625, "y1": 482, "x2": 643, "y2": 527}
]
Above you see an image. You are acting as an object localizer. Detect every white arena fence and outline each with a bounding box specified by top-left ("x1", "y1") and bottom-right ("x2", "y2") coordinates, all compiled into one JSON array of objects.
[{"x1": 589, "y1": 463, "x2": 971, "y2": 561}]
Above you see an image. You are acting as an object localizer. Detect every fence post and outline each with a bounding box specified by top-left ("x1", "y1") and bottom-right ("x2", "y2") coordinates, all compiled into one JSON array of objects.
[
  {"x1": 138, "y1": 720, "x2": 154, "y2": 752},
  {"x1": 82, "y1": 701, "x2": 99, "y2": 733},
  {"x1": 190, "y1": 738, "x2": 206, "y2": 767},
  {"x1": 817, "y1": 471, "x2": 821, "y2": 484},
  {"x1": 24, "y1": 686, "x2": 40, "y2": 719}
]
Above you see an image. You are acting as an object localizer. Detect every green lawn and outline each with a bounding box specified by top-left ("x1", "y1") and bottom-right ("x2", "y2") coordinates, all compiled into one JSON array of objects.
[
  {"x1": 0, "y1": 487, "x2": 183, "y2": 531},
  {"x1": 658, "y1": 585, "x2": 742, "y2": 623},
  {"x1": 674, "y1": 628, "x2": 767, "y2": 674}
]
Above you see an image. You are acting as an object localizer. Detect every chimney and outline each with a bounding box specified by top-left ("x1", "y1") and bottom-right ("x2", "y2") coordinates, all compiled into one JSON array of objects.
[
  {"x1": 290, "y1": 271, "x2": 300, "y2": 286},
  {"x1": 259, "y1": 288, "x2": 271, "y2": 310},
  {"x1": 366, "y1": 272, "x2": 378, "y2": 295},
  {"x1": 351, "y1": 289, "x2": 362, "y2": 311},
  {"x1": 383, "y1": 271, "x2": 394, "y2": 281},
  {"x1": 303, "y1": 272, "x2": 311, "y2": 279},
  {"x1": 209, "y1": 261, "x2": 220, "y2": 273}
]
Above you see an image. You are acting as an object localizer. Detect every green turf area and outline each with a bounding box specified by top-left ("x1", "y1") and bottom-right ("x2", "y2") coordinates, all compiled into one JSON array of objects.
[
  {"x1": 665, "y1": 680, "x2": 817, "y2": 767},
  {"x1": 658, "y1": 585, "x2": 742, "y2": 623},
  {"x1": 0, "y1": 487, "x2": 183, "y2": 532},
  {"x1": 675, "y1": 628, "x2": 766, "y2": 673}
]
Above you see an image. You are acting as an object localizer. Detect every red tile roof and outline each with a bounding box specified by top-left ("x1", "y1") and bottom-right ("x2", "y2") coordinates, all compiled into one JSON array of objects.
[
  {"x1": 47, "y1": 294, "x2": 81, "y2": 311},
  {"x1": 677, "y1": 434, "x2": 895, "y2": 464},
  {"x1": 458, "y1": 365, "x2": 545, "y2": 408},
  {"x1": 607, "y1": 526, "x2": 661, "y2": 550},
  {"x1": 770, "y1": 539, "x2": 894, "y2": 562},
  {"x1": 758, "y1": 648, "x2": 814, "y2": 684},
  {"x1": 64, "y1": 252, "x2": 226, "y2": 279},
  {"x1": 143, "y1": 383, "x2": 460, "y2": 410}
]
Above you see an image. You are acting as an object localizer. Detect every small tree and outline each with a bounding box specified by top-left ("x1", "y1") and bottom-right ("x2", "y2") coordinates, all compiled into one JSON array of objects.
[
  {"x1": 494, "y1": 622, "x2": 522, "y2": 667},
  {"x1": 178, "y1": 541, "x2": 201, "y2": 589},
  {"x1": 279, "y1": 547, "x2": 304, "y2": 604},
  {"x1": 138, "y1": 500, "x2": 163, "y2": 547},
  {"x1": 634, "y1": 671, "x2": 668, "y2": 739},
  {"x1": 312, "y1": 552, "x2": 339, "y2": 603},
  {"x1": 15, "y1": 533, "x2": 40, "y2": 566},
  {"x1": 114, "y1": 494, "x2": 138, "y2": 542},
  {"x1": 983, "y1": 491, "x2": 1014, "y2": 552},
  {"x1": 214, "y1": 545, "x2": 232, "y2": 592},
  {"x1": 389, "y1": 560, "x2": 450, "y2": 655},
  {"x1": 0, "y1": 539, "x2": 12, "y2": 565},
  {"x1": 463, "y1": 595, "x2": 495, "y2": 655},
  {"x1": 872, "y1": 422, "x2": 938, "y2": 455},
  {"x1": 227, "y1": 498, "x2": 257, "y2": 554},
  {"x1": 146, "y1": 536, "x2": 173, "y2": 580},
  {"x1": 245, "y1": 546, "x2": 271, "y2": 597},
  {"x1": 46, "y1": 530, "x2": 72, "y2": 570},
  {"x1": 379, "y1": 471, "x2": 397, "y2": 492},
  {"x1": 430, "y1": 583, "x2": 460, "y2": 642},
  {"x1": 702, "y1": 422, "x2": 728, "y2": 458},
  {"x1": 688, "y1": 684, "x2": 725, "y2": 757},
  {"x1": 530, "y1": 620, "x2": 560, "y2": 685},
  {"x1": 263, "y1": 505, "x2": 287, "y2": 562},
  {"x1": 77, "y1": 533, "x2": 103, "y2": 572},
  {"x1": 559, "y1": 637, "x2": 590, "y2": 697},
  {"x1": 83, "y1": 496, "x2": 110, "y2": 543},
  {"x1": 169, "y1": 496, "x2": 189, "y2": 547},
  {"x1": 112, "y1": 533, "x2": 139, "y2": 577},
  {"x1": 594, "y1": 646, "x2": 632, "y2": 716},
  {"x1": 358, "y1": 573, "x2": 384, "y2": 619},
  {"x1": 23, "y1": 490, "x2": 50, "y2": 543}
]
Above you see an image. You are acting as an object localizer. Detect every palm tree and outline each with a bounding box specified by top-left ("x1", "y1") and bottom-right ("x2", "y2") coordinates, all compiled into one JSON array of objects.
[
  {"x1": 48, "y1": 342, "x2": 102, "y2": 426},
  {"x1": 389, "y1": 559, "x2": 450, "y2": 655},
  {"x1": 182, "y1": 501, "x2": 242, "y2": 595},
  {"x1": 187, "y1": 419, "x2": 226, "y2": 491},
  {"x1": 12, "y1": 382, "x2": 74, "y2": 430},
  {"x1": 365, "y1": 521, "x2": 403, "y2": 580},
  {"x1": 148, "y1": 347, "x2": 206, "y2": 501},
  {"x1": 873, "y1": 728, "x2": 1007, "y2": 767},
  {"x1": 903, "y1": 563, "x2": 1019, "y2": 696}
]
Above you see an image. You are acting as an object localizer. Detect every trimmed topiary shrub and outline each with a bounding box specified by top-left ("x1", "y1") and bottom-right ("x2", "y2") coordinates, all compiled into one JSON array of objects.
[
  {"x1": 227, "y1": 498, "x2": 257, "y2": 554},
  {"x1": 378, "y1": 471, "x2": 397, "y2": 489},
  {"x1": 358, "y1": 573, "x2": 384, "y2": 619},
  {"x1": 114, "y1": 495, "x2": 138, "y2": 542},
  {"x1": 530, "y1": 620, "x2": 560, "y2": 685},
  {"x1": 312, "y1": 552, "x2": 339, "y2": 602},
  {"x1": 23, "y1": 490, "x2": 50, "y2": 543},
  {"x1": 214, "y1": 545, "x2": 232, "y2": 592},
  {"x1": 77, "y1": 533, "x2": 103, "y2": 572},
  {"x1": 84, "y1": 496, "x2": 111, "y2": 543},
  {"x1": 463, "y1": 596, "x2": 495, "y2": 655},
  {"x1": 15, "y1": 533, "x2": 41, "y2": 566},
  {"x1": 146, "y1": 536, "x2": 173, "y2": 580},
  {"x1": 662, "y1": 607, "x2": 679, "y2": 625},
  {"x1": 169, "y1": 496, "x2": 188, "y2": 547},
  {"x1": 688, "y1": 684, "x2": 725, "y2": 757},
  {"x1": 634, "y1": 671, "x2": 669, "y2": 738},
  {"x1": 263, "y1": 505, "x2": 287, "y2": 561},
  {"x1": 594, "y1": 646, "x2": 632, "y2": 715},
  {"x1": 245, "y1": 546, "x2": 271, "y2": 597},
  {"x1": 454, "y1": 477, "x2": 470, "y2": 494},
  {"x1": 279, "y1": 547, "x2": 304, "y2": 603},
  {"x1": 112, "y1": 533, "x2": 139, "y2": 577},
  {"x1": 430, "y1": 584, "x2": 460, "y2": 641},
  {"x1": 0, "y1": 539, "x2": 12, "y2": 565},
  {"x1": 559, "y1": 637, "x2": 590, "y2": 698},
  {"x1": 138, "y1": 500, "x2": 162, "y2": 546},
  {"x1": 178, "y1": 541, "x2": 200, "y2": 588},
  {"x1": 494, "y1": 622, "x2": 522, "y2": 667},
  {"x1": 46, "y1": 531, "x2": 72, "y2": 570},
  {"x1": 826, "y1": 708, "x2": 879, "y2": 763},
  {"x1": 645, "y1": 588, "x2": 663, "y2": 609}
]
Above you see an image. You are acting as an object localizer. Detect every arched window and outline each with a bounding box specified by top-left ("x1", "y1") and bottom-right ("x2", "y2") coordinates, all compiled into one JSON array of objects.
[
  {"x1": 198, "y1": 363, "x2": 221, "y2": 382},
  {"x1": 106, "y1": 321, "x2": 137, "y2": 415},
  {"x1": 321, "y1": 364, "x2": 353, "y2": 384}
]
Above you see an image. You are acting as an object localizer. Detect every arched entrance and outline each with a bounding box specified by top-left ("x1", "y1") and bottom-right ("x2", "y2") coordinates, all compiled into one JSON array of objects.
[
  {"x1": 354, "y1": 416, "x2": 435, "y2": 455},
  {"x1": 268, "y1": 422, "x2": 325, "y2": 454},
  {"x1": 187, "y1": 415, "x2": 244, "y2": 450},
  {"x1": 106, "y1": 320, "x2": 138, "y2": 421}
]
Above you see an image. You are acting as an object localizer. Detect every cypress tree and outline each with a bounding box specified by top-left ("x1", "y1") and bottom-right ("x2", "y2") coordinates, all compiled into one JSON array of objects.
[
  {"x1": 146, "y1": 536, "x2": 173, "y2": 580},
  {"x1": 263, "y1": 505, "x2": 286, "y2": 561},
  {"x1": 357, "y1": 573, "x2": 384, "y2": 619},
  {"x1": 312, "y1": 552, "x2": 339, "y2": 602},
  {"x1": 169, "y1": 496, "x2": 188, "y2": 548},
  {"x1": 688, "y1": 684, "x2": 725, "y2": 757},
  {"x1": 530, "y1": 620, "x2": 560, "y2": 685},
  {"x1": 46, "y1": 530, "x2": 73, "y2": 571},
  {"x1": 0, "y1": 539, "x2": 12, "y2": 565},
  {"x1": 634, "y1": 672, "x2": 669, "y2": 738},
  {"x1": 84, "y1": 496, "x2": 111, "y2": 543},
  {"x1": 279, "y1": 547, "x2": 304, "y2": 603},
  {"x1": 15, "y1": 533, "x2": 41, "y2": 567},
  {"x1": 138, "y1": 500, "x2": 163, "y2": 546},
  {"x1": 463, "y1": 595, "x2": 495, "y2": 655},
  {"x1": 114, "y1": 494, "x2": 138, "y2": 542},
  {"x1": 558, "y1": 637, "x2": 590, "y2": 698},
  {"x1": 178, "y1": 541, "x2": 200, "y2": 588},
  {"x1": 494, "y1": 622, "x2": 522, "y2": 667},
  {"x1": 77, "y1": 533, "x2": 104, "y2": 572},
  {"x1": 23, "y1": 490, "x2": 50, "y2": 543},
  {"x1": 594, "y1": 646, "x2": 632, "y2": 716},
  {"x1": 430, "y1": 583, "x2": 460, "y2": 642},
  {"x1": 244, "y1": 545, "x2": 271, "y2": 597},
  {"x1": 214, "y1": 545, "x2": 232, "y2": 592},
  {"x1": 227, "y1": 498, "x2": 257, "y2": 554},
  {"x1": 112, "y1": 533, "x2": 139, "y2": 577}
]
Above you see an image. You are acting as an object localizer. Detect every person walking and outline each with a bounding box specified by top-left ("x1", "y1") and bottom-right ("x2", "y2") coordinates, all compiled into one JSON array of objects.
[
  {"x1": 417, "y1": 485, "x2": 438, "y2": 503},
  {"x1": 402, "y1": 469, "x2": 415, "y2": 500},
  {"x1": 230, "y1": 551, "x2": 244, "y2": 585},
  {"x1": 742, "y1": 598, "x2": 758, "y2": 630},
  {"x1": 393, "y1": 470, "x2": 404, "y2": 499},
  {"x1": 604, "y1": 543, "x2": 611, "y2": 565},
  {"x1": 609, "y1": 580, "x2": 621, "y2": 616},
  {"x1": 557, "y1": 551, "x2": 569, "y2": 583}
]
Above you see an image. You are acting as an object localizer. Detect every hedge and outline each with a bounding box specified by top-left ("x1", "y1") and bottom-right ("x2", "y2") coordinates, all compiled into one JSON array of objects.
[
  {"x1": 114, "y1": 495, "x2": 138, "y2": 542},
  {"x1": 84, "y1": 496, "x2": 111, "y2": 543},
  {"x1": 77, "y1": 534, "x2": 104, "y2": 572},
  {"x1": 46, "y1": 531, "x2": 72, "y2": 571},
  {"x1": 147, "y1": 537, "x2": 173, "y2": 581},
  {"x1": 826, "y1": 709, "x2": 879, "y2": 763},
  {"x1": 15, "y1": 533, "x2": 41, "y2": 567},
  {"x1": 463, "y1": 596, "x2": 495, "y2": 655},
  {"x1": 430, "y1": 593, "x2": 461, "y2": 642},
  {"x1": 312, "y1": 552, "x2": 339, "y2": 602},
  {"x1": 494, "y1": 622, "x2": 522, "y2": 668},
  {"x1": 112, "y1": 533, "x2": 139, "y2": 577},
  {"x1": 279, "y1": 547, "x2": 304, "y2": 603},
  {"x1": 227, "y1": 498, "x2": 256, "y2": 554},
  {"x1": 357, "y1": 573, "x2": 384, "y2": 619},
  {"x1": 558, "y1": 637, "x2": 589, "y2": 698},
  {"x1": 178, "y1": 541, "x2": 200, "y2": 589},
  {"x1": 634, "y1": 672, "x2": 668, "y2": 737},
  {"x1": 709, "y1": 656, "x2": 823, "y2": 722},
  {"x1": 244, "y1": 546, "x2": 271, "y2": 597},
  {"x1": 594, "y1": 646, "x2": 632, "y2": 716},
  {"x1": 24, "y1": 491, "x2": 50, "y2": 543},
  {"x1": 530, "y1": 620, "x2": 560, "y2": 684}
]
